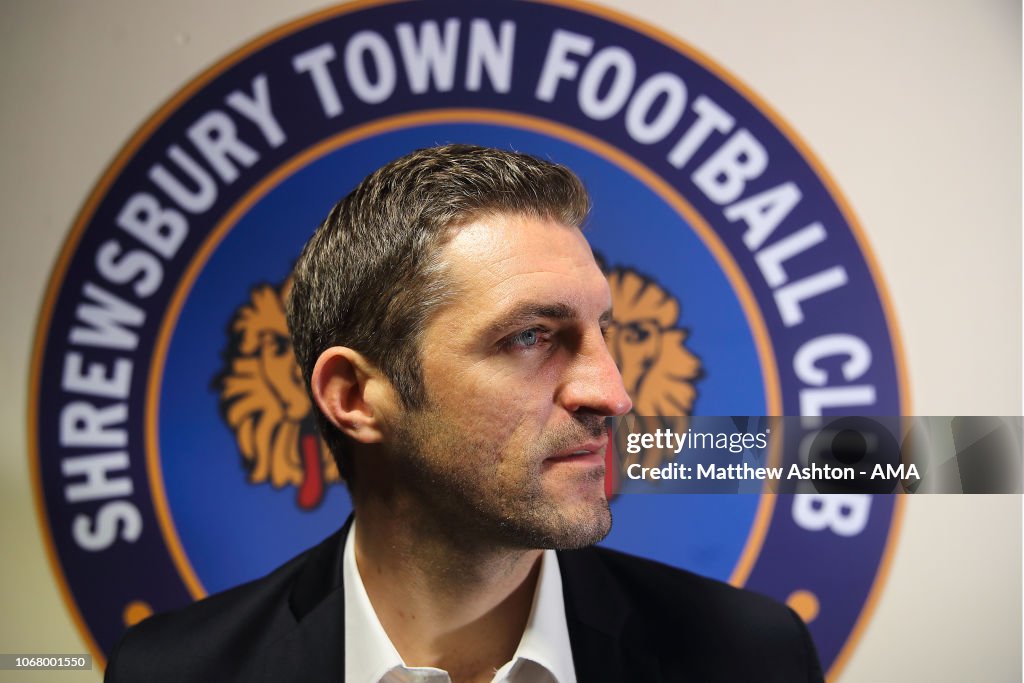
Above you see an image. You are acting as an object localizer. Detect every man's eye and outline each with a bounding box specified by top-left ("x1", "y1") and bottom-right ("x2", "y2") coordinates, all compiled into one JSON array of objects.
[{"x1": 507, "y1": 328, "x2": 545, "y2": 349}]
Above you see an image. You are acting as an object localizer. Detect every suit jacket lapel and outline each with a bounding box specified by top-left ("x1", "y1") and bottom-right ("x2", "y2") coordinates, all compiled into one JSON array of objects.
[
  {"x1": 558, "y1": 547, "x2": 663, "y2": 682},
  {"x1": 253, "y1": 523, "x2": 658, "y2": 682},
  {"x1": 254, "y1": 518, "x2": 352, "y2": 682}
]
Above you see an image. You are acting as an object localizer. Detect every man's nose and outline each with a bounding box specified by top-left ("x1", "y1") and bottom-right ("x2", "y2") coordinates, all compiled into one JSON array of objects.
[{"x1": 558, "y1": 331, "x2": 633, "y2": 417}]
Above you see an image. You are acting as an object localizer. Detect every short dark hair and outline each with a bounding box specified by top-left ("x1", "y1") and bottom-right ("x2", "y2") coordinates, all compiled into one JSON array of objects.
[{"x1": 286, "y1": 144, "x2": 590, "y2": 481}]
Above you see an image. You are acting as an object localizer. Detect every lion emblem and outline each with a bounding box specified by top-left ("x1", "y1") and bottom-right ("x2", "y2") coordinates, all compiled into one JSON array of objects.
[
  {"x1": 605, "y1": 267, "x2": 700, "y2": 415},
  {"x1": 216, "y1": 280, "x2": 339, "y2": 509},
  {"x1": 604, "y1": 265, "x2": 702, "y2": 472},
  {"x1": 216, "y1": 265, "x2": 699, "y2": 506}
]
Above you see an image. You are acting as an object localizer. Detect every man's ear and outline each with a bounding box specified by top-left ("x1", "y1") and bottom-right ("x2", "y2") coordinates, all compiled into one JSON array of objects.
[{"x1": 310, "y1": 347, "x2": 394, "y2": 443}]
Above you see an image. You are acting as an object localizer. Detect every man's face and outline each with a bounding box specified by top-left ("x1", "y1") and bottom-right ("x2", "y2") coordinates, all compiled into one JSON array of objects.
[{"x1": 386, "y1": 213, "x2": 632, "y2": 551}]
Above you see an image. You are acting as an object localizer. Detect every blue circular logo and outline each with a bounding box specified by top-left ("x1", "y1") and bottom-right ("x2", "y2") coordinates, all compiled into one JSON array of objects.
[{"x1": 31, "y1": 1, "x2": 907, "y2": 676}]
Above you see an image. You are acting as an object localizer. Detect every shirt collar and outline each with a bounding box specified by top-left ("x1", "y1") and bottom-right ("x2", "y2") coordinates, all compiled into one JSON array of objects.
[
  {"x1": 343, "y1": 520, "x2": 412, "y2": 683},
  {"x1": 342, "y1": 520, "x2": 577, "y2": 683},
  {"x1": 501, "y1": 546, "x2": 577, "y2": 683}
]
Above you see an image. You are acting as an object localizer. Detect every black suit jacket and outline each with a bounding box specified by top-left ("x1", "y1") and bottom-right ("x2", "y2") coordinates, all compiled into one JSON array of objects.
[{"x1": 106, "y1": 520, "x2": 823, "y2": 682}]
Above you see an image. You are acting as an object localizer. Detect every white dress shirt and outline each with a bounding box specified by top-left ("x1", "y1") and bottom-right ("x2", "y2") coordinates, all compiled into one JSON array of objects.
[{"x1": 343, "y1": 522, "x2": 578, "y2": 683}]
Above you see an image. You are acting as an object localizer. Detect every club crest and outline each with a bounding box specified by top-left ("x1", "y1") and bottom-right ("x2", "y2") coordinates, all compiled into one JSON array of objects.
[{"x1": 30, "y1": 1, "x2": 906, "y2": 675}]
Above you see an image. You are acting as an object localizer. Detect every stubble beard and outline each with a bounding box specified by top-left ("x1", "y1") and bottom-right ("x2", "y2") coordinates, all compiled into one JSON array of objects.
[{"x1": 390, "y1": 405, "x2": 612, "y2": 552}]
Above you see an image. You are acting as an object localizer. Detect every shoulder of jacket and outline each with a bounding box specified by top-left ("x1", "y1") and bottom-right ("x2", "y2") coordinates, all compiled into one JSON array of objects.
[
  {"x1": 563, "y1": 545, "x2": 805, "y2": 639},
  {"x1": 104, "y1": 530, "x2": 340, "y2": 682}
]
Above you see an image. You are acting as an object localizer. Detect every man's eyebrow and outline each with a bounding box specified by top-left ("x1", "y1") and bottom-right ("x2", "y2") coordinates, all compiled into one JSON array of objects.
[
  {"x1": 485, "y1": 301, "x2": 613, "y2": 335},
  {"x1": 486, "y1": 302, "x2": 577, "y2": 335}
]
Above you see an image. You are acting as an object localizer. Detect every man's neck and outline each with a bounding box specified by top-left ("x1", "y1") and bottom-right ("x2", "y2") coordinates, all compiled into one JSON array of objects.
[{"x1": 352, "y1": 503, "x2": 543, "y2": 682}]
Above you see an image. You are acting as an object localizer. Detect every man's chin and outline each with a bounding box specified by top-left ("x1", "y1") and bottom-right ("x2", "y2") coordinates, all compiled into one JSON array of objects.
[
  {"x1": 554, "y1": 519, "x2": 611, "y2": 551},
  {"x1": 525, "y1": 499, "x2": 612, "y2": 551}
]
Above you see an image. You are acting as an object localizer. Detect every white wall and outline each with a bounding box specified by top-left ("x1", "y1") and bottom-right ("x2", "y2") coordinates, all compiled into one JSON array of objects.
[{"x1": 0, "y1": 1, "x2": 1019, "y2": 681}]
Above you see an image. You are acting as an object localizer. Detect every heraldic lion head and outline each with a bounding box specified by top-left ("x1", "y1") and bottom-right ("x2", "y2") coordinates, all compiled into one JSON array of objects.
[
  {"x1": 605, "y1": 267, "x2": 701, "y2": 415},
  {"x1": 604, "y1": 266, "x2": 702, "y2": 470},
  {"x1": 216, "y1": 281, "x2": 339, "y2": 509}
]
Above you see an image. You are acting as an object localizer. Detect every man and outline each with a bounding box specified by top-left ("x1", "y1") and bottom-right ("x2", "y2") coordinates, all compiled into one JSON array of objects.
[{"x1": 106, "y1": 145, "x2": 823, "y2": 682}]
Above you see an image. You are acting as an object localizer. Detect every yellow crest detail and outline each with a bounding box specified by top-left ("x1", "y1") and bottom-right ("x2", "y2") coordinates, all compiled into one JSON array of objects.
[
  {"x1": 217, "y1": 280, "x2": 339, "y2": 509},
  {"x1": 606, "y1": 267, "x2": 702, "y2": 470}
]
